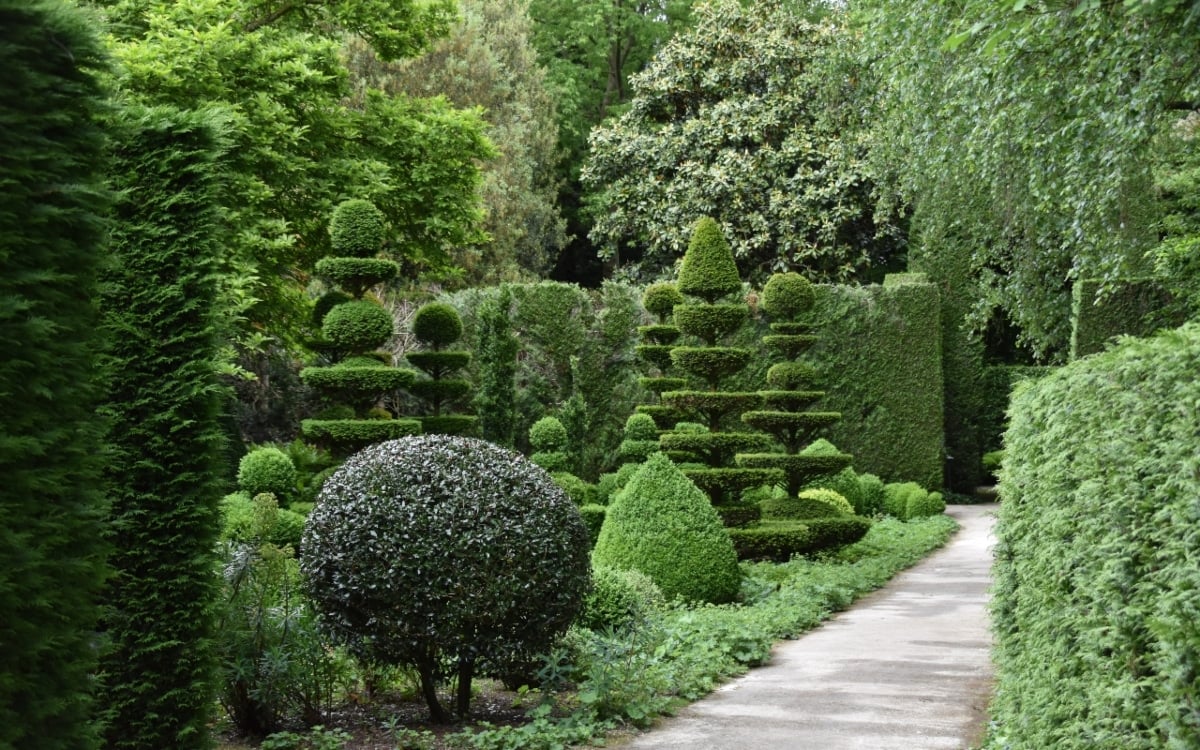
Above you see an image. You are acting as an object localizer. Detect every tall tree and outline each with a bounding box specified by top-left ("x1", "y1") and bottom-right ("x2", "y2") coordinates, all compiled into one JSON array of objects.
[
  {"x1": 583, "y1": 0, "x2": 902, "y2": 284},
  {"x1": 346, "y1": 0, "x2": 567, "y2": 283},
  {"x1": 0, "y1": 2, "x2": 111, "y2": 747}
]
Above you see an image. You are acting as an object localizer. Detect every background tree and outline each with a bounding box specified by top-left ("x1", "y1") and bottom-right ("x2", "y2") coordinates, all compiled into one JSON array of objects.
[
  {"x1": 472, "y1": 286, "x2": 519, "y2": 447},
  {"x1": 0, "y1": 2, "x2": 111, "y2": 746},
  {"x1": 346, "y1": 0, "x2": 567, "y2": 282},
  {"x1": 583, "y1": 0, "x2": 903, "y2": 284},
  {"x1": 96, "y1": 106, "x2": 229, "y2": 750}
]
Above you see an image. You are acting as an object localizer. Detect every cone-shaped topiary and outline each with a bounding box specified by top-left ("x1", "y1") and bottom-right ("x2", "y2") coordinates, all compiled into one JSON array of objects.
[
  {"x1": 328, "y1": 198, "x2": 386, "y2": 258},
  {"x1": 593, "y1": 453, "x2": 741, "y2": 604},
  {"x1": 677, "y1": 217, "x2": 741, "y2": 303},
  {"x1": 407, "y1": 302, "x2": 477, "y2": 436},
  {"x1": 301, "y1": 436, "x2": 590, "y2": 723}
]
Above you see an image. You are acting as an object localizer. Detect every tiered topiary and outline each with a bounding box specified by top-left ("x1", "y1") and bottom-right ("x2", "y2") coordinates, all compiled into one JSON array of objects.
[
  {"x1": 528, "y1": 415, "x2": 571, "y2": 472},
  {"x1": 301, "y1": 200, "x2": 419, "y2": 454},
  {"x1": 730, "y1": 272, "x2": 869, "y2": 560},
  {"x1": 593, "y1": 453, "x2": 741, "y2": 604},
  {"x1": 657, "y1": 218, "x2": 780, "y2": 525},
  {"x1": 617, "y1": 412, "x2": 661, "y2": 464},
  {"x1": 406, "y1": 302, "x2": 478, "y2": 435},
  {"x1": 301, "y1": 435, "x2": 589, "y2": 723},
  {"x1": 634, "y1": 282, "x2": 687, "y2": 430}
]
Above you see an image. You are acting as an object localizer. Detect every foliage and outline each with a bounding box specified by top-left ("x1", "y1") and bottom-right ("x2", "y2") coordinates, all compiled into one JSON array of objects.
[
  {"x1": 617, "y1": 413, "x2": 660, "y2": 463},
  {"x1": 301, "y1": 436, "x2": 590, "y2": 721},
  {"x1": 96, "y1": 107, "x2": 229, "y2": 750},
  {"x1": 584, "y1": 0, "x2": 900, "y2": 283},
  {"x1": 322, "y1": 301, "x2": 395, "y2": 352},
  {"x1": 855, "y1": 473, "x2": 886, "y2": 517},
  {"x1": 593, "y1": 453, "x2": 741, "y2": 604},
  {"x1": 328, "y1": 198, "x2": 387, "y2": 258},
  {"x1": 550, "y1": 471, "x2": 597, "y2": 506},
  {"x1": 238, "y1": 445, "x2": 298, "y2": 501},
  {"x1": 760, "y1": 272, "x2": 816, "y2": 320},
  {"x1": 407, "y1": 303, "x2": 476, "y2": 435},
  {"x1": 979, "y1": 364, "x2": 1054, "y2": 455},
  {"x1": 990, "y1": 323, "x2": 1200, "y2": 748},
  {"x1": 1070, "y1": 277, "x2": 1185, "y2": 359},
  {"x1": 577, "y1": 565, "x2": 667, "y2": 632},
  {"x1": 529, "y1": 415, "x2": 571, "y2": 471},
  {"x1": 411, "y1": 302, "x2": 464, "y2": 348},
  {"x1": 348, "y1": 0, "x2": 567, "y2": 281},
  {"x1": 472, "y1": 286, "x2": 518, "y2": 447},
  {"x1": 882, "y1": 482, "x2": 944, "y2": 522},
  {"x1": 796, "y1": 488, "x2": 853, "y2": 516},
  {"x1": 642, "y1": 282, "x2": 685, "y2": 321},
  {"x1": 676, "y1": 217, "x2": 743, "y2": 303},
  {"x1": 0, "y1": 4, "x2": 110, "y2": 747}
]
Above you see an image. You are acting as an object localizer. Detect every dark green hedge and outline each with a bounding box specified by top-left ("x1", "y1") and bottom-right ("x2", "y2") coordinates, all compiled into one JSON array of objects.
[
  {"x1": 992, "y1": 322, "x2": 1200, "y2": 748},
  {"x1": 0, "y1": 5, "x2": 110, "y2": 746},
  {"x1": 659, "y1": 432, "x2": 773, "y2": 464},
  {"x1": 301, "y1": 417, "x2": 421, "y2": 449},
  {"x1": 979, "y1": 365, "x2": 1054, "y2": 455},
  {"x1": 728, "y1": 523, "x2": 812, "y2": 562},
  {"x1": 1070, "y1": 277, "x2": 1185, "y2": 359},
  {"x1": 807, "y1": 275, "x2": 943, "y2": 489}
]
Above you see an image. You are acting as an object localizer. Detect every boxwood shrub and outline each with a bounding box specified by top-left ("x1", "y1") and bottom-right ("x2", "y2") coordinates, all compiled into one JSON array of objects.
[
  {"x1": 990, "y1": 323, "x2": 1200, "y2": 749},
  {"x1": 576, "y1": 565, "x2": 665, "y2": 632},
  {"x1": 237, "y1": 446, "x2": 297, "y2": 501}
]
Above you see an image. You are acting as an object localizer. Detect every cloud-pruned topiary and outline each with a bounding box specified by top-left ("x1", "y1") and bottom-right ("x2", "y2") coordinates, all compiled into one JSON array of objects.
[
  {"x1": 301, "y1": 435, "x2": 590, "y2": 723},
  {"x1": 593, "y1": 453, "x2": 741, "y2": 604},
  {"x1": 237, "y1": 446, "x2": 297, "y2": 502},
  {"x1": 328, "y1": 198, "x2": 386, "y2": 258}
]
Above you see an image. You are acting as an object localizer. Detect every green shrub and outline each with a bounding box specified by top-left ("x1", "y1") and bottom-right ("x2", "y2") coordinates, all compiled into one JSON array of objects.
[
  {"x1": 313, "y1": 257, "x2": 398, "y2": 296},
  {"x1": 312, "y1": 290, "x2": 352, "y2": 326},
  {"x1": 990, "y1": 323, "x2": 1200, "y2": 748},
  {"x1": 618, "y1": 414, "x2": 660, "y2": 464},
  {"x1": 642, "y1": 282, "x2": 684, "y2": 321},
  {"x1": 321, "y1": 300, "x2": 394, "y2": 351},
  {"x1": 530, "y1": 415, "x2": 569, "y2": 451},
  {"x1": 593, "y1": 453, "x2": 741, "y2": 604},
  {"x1": 762, "y1": 488, "x2": 853, "y2": 519},
  {"x1": 907, "y1": 491, "x2": 945, "y2": 520},
  {"x1": 677, "y1": 217, "x2": 741, "y2": 303},
  {"x1": 882, "y1": 482, "x2": 923, "y2": 520},
  {"x1": 728, "y1": 522, "x2": 812, "y2": 562},
  {"x1": 673, "y1": 304, "x2": 749, "y2": 344},
  {"x1": 412, "y1": 301, "x2": 464, "y2": 348},
  {"x1": 577, "y1": 565, "x2": 666, "y2": 632},
  {"x1": 551, "y1": 471, "x2": 596, "y2": 506},
  {"x1": 982, "y1": 450, "x2": 1004, "y2": 479},
  {"x1": 579, "y1": 504, "x2": 606, "y2": 546},
  {"x1": 766, "y1": 361, "x2": 818, "y2": 389},
  {"x1": 761, "y1": 272, "x2": 816, "y2": 320},
  {"x1": 1070, "y1": 277, "x2": 1183, "y2": 360},
  {"x1": 596, "y1": 462, "x2": 642, "y2": 505},
  {"x1": 328, "y1": 198, "x2": 385, "y2": 257},
  {"x1": 856, "y1": 473, "x2": 886, "y2": 516},
  {"x1": 301, "y1": 435, "x2": 589, "y2": 722},
  {"x1": 238, "y1": 446, "x2": 298, "y2": 500},
  {"x1": 801, "y1": 463, "x2": 863, "y2": 514}
]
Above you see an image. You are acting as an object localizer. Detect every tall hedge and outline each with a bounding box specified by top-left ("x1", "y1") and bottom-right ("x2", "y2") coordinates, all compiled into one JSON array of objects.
[
  {"x1": 472, "y1": 285, "x2": 518, "y2": 446},
  {"x1": 0, "y1": 3, "x2": 111, "y2": 747},
  {"x1": 1070, "y1": 277, "x2": 1184, "y2": 360},
  {"x1": 96, "y1": 106, "x2": 229, "y2": 750},
  {"x1": 806, "y1": 274, "x2": 944, "y2": 489},
  {"x1": 991, "y1": 323, "x2": 1200, "y2": 749}
]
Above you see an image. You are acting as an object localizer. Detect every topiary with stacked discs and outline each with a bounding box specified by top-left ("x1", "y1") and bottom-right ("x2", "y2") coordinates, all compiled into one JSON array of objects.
[
  {"x1": 634, "y1": 282, "x2": 687, "y2": 430},
  {"x1": 658, "y1": 218, "x2": 782, "y2": 526},
  {"x1": 731, "y1": 272, "x2": 870, "y2": 560},
  {"x1": 301, "y1": 199, "x2": 420, "y2": 455},
  {"x1": 406, "y1": 301, "x2": 478, "y2": 435}
]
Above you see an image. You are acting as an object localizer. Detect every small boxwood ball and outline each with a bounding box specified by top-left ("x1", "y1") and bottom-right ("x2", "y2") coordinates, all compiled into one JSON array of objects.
[
  {"x1": 642, "y1": 282, "x2": 684, "y2": 320},
  {"x1": 412, "y1": 302, "x2": 463, "y2": 348},
  {"x1": 767, "y1": 361, "x2": 818, "y2": 390},
  {"x1": 301, "y1": 436, "x2": 590, "y2": 677},
  {"x1": 329, "y1": 198, "x2": 385, "y2": 257},
  {"x1": 322, "y1": 300, "x2": 394, "y2": 351},
  {"x1": 624, "y1": 412, "x2": 660, "y2": 442},
  {"x1": 529, "y1": 415, "x2": 569, "y2": 452},
  {"x1": 237, "y1": 446, "x2": 297, "y2": 500},
  {"x1": 577, "y1": 564, "x2": 666, "y2": 631},
  {"x1": 761, "y1": 272, "x2": 815, "y2": 321}
]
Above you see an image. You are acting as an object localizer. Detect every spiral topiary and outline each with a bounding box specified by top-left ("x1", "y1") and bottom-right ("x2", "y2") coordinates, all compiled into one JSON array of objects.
[
  {"x1": 301, "y1": 435, "x2": 590, "y2": 722},
  {"x1": 328, "y1": 198, "x2": 386, "y2": 258},
  {"x1": 237, "y1": 446, "x2": 297, "y2": 501}
]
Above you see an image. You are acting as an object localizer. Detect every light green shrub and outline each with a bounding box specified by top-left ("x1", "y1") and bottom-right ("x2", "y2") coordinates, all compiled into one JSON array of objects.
[
  {"x1": 577, "y1": 565, "x2": 666, "y2": 632},
  {"x1": 238, "y1": 446, "x2": 298, "y2": 501},
  {"x1": 551, "y1": 471, "x2": 596, "y2": 506},
  {"x1": 856, "y1": 473, "x2": 886, "y2": 516}
]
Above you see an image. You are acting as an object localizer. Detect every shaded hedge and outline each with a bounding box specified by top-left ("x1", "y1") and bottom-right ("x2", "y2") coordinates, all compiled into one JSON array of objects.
[
  {"x1": 991, "y1": 323, "x2": 1200, "y2": 749},
  {"x1": 1069, "y1": 277, "x2": 1185, "y2": 359}
]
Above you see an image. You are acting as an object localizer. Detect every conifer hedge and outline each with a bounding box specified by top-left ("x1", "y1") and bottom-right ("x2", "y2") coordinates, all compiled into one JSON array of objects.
[
  {"x1": 96, "y1": 106, "x2": 229, "y2": 749},
  {"x1": 0, "y1": 3, "x2": 111, "y2": 747},
  {"x1": 992, "y1": 323, "x2": 1200, "y2": 749}
]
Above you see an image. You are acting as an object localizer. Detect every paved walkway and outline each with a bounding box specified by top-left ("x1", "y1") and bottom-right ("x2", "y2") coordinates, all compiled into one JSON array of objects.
[{"x1": 618, "y1": 504, "x2": 998, "y2": 750}]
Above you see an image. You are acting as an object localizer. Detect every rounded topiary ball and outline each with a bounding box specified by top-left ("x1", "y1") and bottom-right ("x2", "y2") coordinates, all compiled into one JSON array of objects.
[
  {"x1": 329, "y1": 199, "x2": 386, "y2": 258},
  {"x1": 301, "y1": 435, "x2": 590, "y2": 682},
  {"x1": 237, "y1": 446, "x2": 297, "y2": 500},
  {"x1": 412, "y1": 302, "x2": 463, "y2": 348},
  {"x1": 766, "y1": 361, "x2": 818, "y2": 390},
  {"x1": 642, "y1": 282, "x2": 684, "y2": 321},
  {"x1": 322, "y1": 300, "x2": 394, "y2": 351},
  {"x1": 529, "y1": 415, "x2": 568, "y2": 452},
  {"x1": 761, "y1": 272, "x2": 815, "y2": 321},
  {"x1": 623, "y1": 412, "x2": 660, "y2": 442}
]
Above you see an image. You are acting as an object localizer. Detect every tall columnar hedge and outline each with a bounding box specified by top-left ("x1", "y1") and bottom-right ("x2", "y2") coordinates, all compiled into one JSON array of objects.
[
  {"x1": 806, "y1": 274, "x2": 944, "y2": 489},
  {"x1": 0, "y1": 3, "x2": 111, "y2": 747},
  {"x1": 96, "y1": 106, "x2": 228, "y2": 750},
  {"x1": 991, "y1": 323, "x2": 1200, "y2": 749},
  {"x1": 472, "y1": 285, "x2": 518, "y2": 447},
  {"x1": 1070, "y1": 277, "x2": 1185, "y2": 360},
  {"x1": 301, "y1": 199, "x2": 419, "y2": 454}
]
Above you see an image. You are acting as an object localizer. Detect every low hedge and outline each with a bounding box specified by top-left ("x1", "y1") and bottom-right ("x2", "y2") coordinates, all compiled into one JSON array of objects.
[{"x1": 990, "y1": 323, "x2": 1200, "y2": 749}]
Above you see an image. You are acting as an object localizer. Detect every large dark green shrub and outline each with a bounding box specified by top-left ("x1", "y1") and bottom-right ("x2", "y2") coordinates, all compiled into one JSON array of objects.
[
  {"x1": 407, "y1": 302, "x2": 477, "y2": 436},
  {"x1": 95, "y1": 106, "x2": 230, "y2": 750},
  {"x1": 592, "y1": 453, "x2": 741, "y2": 604},
  {"x1": 301, "y1": 436, "x2": 590, "y2": 722},
  {"x1": 0, "y1": 4, "x2": 110, "y2": 746},
  {"x1": 991, "y1": 323, "x2": 1200, "y2": 749}
]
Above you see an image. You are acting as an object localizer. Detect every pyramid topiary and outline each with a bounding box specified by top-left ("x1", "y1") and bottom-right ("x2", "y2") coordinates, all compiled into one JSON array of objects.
[
  {"x1": 406, "y1": 302, "x2": 478, "y2": 436},
  {"x1": 301, "y1": 199, "x2": 419, "y2": 455},
  {"x1": 657, "y1": 218, "x2": 780, "y2": 523},
  {"x1": 593, "y1": 453, "x2": 741, "y2": 604}
]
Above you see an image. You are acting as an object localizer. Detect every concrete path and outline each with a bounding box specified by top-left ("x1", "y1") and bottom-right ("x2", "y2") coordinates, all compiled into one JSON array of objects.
[{"x1": 618, "y1": 504, "x2": 998, "y2": 750}]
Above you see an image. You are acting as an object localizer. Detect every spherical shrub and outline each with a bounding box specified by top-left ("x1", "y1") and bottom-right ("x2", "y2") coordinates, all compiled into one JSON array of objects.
[
  {"x1": 907, "y1": 490, "x2": 945, "y2": 519},
  {"x1": 301, "y1": 435, "x2": 590, "y2": 721},
  {"x1": 624, "y1": 412, "x2": 660, "y2": 442},
  {"x1": 551, "y1": 471, "x2": 596, "y2": 506},
  {"x1": 577, "y1": 565, "x2": 666, "y2": 632},
  {"x1": 237, "y1": 446, "x2": 297, "y2": 500},
  {"x1": 766, "y1": 361, "x2": 818, "y2": 390},
  {"x1": 411, "y1": 302, "x2": 463, "y2": 348},
  {"x1": 802, "y1": 466, "x2": 863, "y2": 514},
  {"x1": 593, "y1": 452, "x2": 740, "y2": 604},
  {"x1": 322, "y1": 300, "x2": 394, "y2": 351},
  {"x1": 761, "y1": 272, "x2": 815, "y2": 321},
  {"x1": 329, "y1": 198, "x2": 385, "y2": 257},
  {"x1": 643, "y1": 282, "x2": 684, "y2": 321},
  {"x1": 529, "y1": 415, "x2": 568, "y2": 451}
]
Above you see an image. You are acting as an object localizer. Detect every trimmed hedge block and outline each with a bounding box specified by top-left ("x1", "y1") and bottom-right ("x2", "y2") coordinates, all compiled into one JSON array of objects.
[
  {"x1": 728, "y1": 522, "x2": 812, "y2": 562},
  {"x1": 301, "y1": 418, "x2": 421, "y2": 449},
  {"x1": 673, "y1": 304, "x2": 749, "y2": 343}
]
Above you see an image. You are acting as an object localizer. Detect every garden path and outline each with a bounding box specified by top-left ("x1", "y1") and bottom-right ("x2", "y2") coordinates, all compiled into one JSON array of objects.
[{"x1": 617, "y1": 504, "x2": 998, "y2": 750}]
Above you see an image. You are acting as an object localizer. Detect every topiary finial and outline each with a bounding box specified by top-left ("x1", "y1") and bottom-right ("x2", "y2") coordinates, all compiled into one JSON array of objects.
[
  {"x1": 677, "y1": 217, "x2": 741, "y2": 303},
  {"x1": 329, "y1": 199, "x2": 386, "y2": 258},
  {"x1": 761, "y1": 272, "x2": 815, "y2": 321},
  {"x1": 411, "y1": 302, "x2": 463, "y2": 349},
  {"x1": 642, "y1": 282, "x2": 685, "y2": 322}
]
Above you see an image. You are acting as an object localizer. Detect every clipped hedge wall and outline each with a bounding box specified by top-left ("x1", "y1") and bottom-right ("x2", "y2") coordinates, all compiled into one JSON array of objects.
[
  {"x1": 979, "y1": 365, "x2": 1054, "y2": 455},
  {"x1": 1069, "y1": 277, "x2": 1184, "y2": 359},
  {"x1": 991, "y1": 323, "x2": 1200, "y2": 749},
  {"x1": 806, "y1": 274, "x2": 944, "y2": 489}
]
